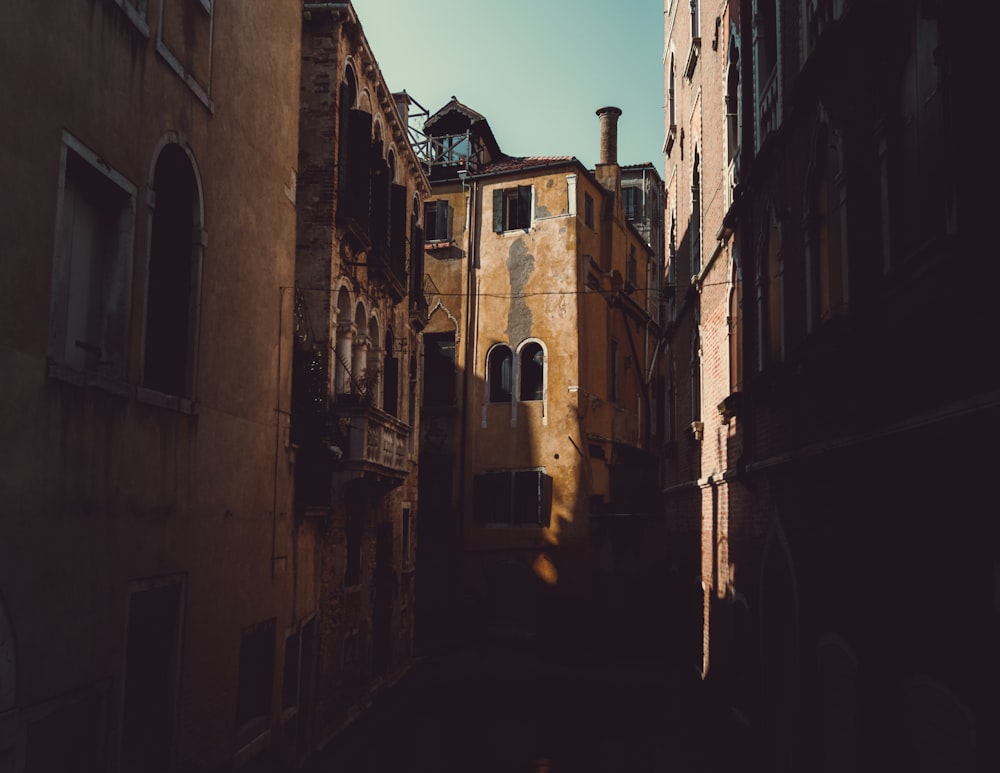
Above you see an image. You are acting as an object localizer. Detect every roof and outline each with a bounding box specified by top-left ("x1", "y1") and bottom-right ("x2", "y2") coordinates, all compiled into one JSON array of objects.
[
  {"x1": 425, "y1": 97, "x2": 502, "y2": 160},
  {"x1": 425, "y1": 96, "x2": 487, "y2": 128},
  {"x1": 477, "y1": 154, "x2": 577, "y2": 175}
]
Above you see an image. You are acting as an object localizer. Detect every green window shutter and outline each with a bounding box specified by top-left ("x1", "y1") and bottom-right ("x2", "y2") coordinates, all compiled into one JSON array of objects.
[
  {"x1": 423, "y1": 201, "x2": 435, "y2": 240},
  {"x1": 517, "y1": 185, "x2": 532, "y2": 228},
  {"x1": 437, "y1": 200, "x2": 450, "y2": 240},
  {"x1": 493, "y1": 188, "x2": 504, "y2": 232}
]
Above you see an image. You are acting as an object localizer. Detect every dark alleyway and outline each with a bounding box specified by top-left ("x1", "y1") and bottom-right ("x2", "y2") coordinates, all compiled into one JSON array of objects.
[{"x1": 308, "y1": 644, "x2": 708, "y2": 773}]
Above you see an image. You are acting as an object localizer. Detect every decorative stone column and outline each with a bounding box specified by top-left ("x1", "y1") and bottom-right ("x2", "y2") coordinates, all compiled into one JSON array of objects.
[
  {"x1": 335, "y1": 322, "x2": 355, "y2": 395},
  {"x1": 352, "y1": 334, "x2": 369, "y2": 396},
  {"x1": 367, "y1": 346, "x2": 383, "y2": 409}
]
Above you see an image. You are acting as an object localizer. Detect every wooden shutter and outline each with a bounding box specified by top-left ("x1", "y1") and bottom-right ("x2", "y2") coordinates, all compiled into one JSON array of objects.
[
  {"x1": 370, "y1": 153, "x2": 389, "y2": 259},
  {"x1": 517, "y1": 185, "x2": 532, "y2": 229},
  {"x1": 390, "y1": 184, "x2": 407, "y2": 283},
  {"x1": 493, "y1": 188, "x2": 504, "y2": 232},
  {"x1": 436, "y1": 200, "x2": 450, "y2": 240},
  {"x1": 341, "y1": 110, "x2": 372, "y2": 231}
]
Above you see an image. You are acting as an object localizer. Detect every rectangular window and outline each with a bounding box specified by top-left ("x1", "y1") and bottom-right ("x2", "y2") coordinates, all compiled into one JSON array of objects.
[
  {"x1": 584, "y1": 192, "x2": 595, "y2": 229},
  {"x1": 610, "y1": 339, "x2": 620, "y2": 403},
  {"x1": 474, "y1": 470, "x2": 552, "y2": 526},
  {"x1": 236, "y1": 618, "x2": 275, "y2": 749},
  {"x1": 493, "y1": 186, "x2": 532, "y2": 232},
  {"x1": 402, "y1": 506, "x2": 411, "y2": 570},
  {"x1": 121, "y1": 578, "x2": 184, "y2": 773},
  {"x1": 281, "y1": 630, "x2": 300, "y2": 712},
  {"x1": 623, "y1": 187, "x2": 640, "y2": 221},
  {"x1": 424, "y1": 199, "x2": 452, "y2": 242},
  {"x1": 50, "y1": 136, "x2": 136, "y2": 380},
  {"x1": 346, "y1": 486, "x2": 363, "y2": 586}
]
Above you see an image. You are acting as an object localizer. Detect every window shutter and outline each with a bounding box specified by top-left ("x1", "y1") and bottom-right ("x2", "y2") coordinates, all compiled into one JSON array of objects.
[
  {"x1": 390, "y1": 184, "x2": 407, "y2": 282},
  {"x1": 410, "y1": 225, "x2": 424, "y2": 297},
  {"x1": 540, "y1": 473, "x2": 552, "y2": 528},
  {"x1": 370, "y1": 154, "x2": 389, "y2": 258},
  {"x1": 493, "y1": 189, "x2": 504, "y2": 233},
  {"x1": 423, "y1": 202, "x2": 436, "y2": 240},
  {"x1": 342, "y1": 110, "x2": 372, "y2": 231},
  {"x1": 437, "y1": 200, "x2": 450, "y2": 240},
  {"x1": 517, "y1": 186, "x2": 532, "y2": 228}
]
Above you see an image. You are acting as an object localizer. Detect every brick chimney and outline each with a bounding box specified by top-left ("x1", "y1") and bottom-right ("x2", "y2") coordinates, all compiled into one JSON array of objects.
[{"x1": 596, "y1": 106, "x2": 622, "y2": 165}]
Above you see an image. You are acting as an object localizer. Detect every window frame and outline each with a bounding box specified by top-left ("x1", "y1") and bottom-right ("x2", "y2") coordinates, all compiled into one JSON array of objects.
[
  {"x1": 424, "y1": 199, "x2": 452, "y2": 243},
  {"x1": 473, "y1": 469, "x2": 553, "y2": 527},
  {"x1": 141, "y1": 140, "x2": 204, "y2": 402},
  {"x1": 486, "y1": 343, "x2": 514, "y2": 404},
  {"x1": 49, "y1": 132, "x2": 137, "y2": 386},
  {"x1": 493, "y1": 185, "x2": 533, "y2": 233},
  {"x1": 517, "y1": 341, "x2": 545, "y2": 402}
]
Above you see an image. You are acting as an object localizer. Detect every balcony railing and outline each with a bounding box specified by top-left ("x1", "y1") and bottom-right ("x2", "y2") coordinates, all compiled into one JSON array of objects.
[
  {"x1": 295, "y1": 399, "x2": 411, "y2": 514},
  {"x1": 337, "y1": 398, "x2": 410, "y2": 483}
]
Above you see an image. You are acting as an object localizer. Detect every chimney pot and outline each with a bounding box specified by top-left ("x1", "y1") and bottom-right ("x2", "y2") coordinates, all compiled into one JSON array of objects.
[{"x1": 596, "y1": 106, "x2": 623, "y2": 165}]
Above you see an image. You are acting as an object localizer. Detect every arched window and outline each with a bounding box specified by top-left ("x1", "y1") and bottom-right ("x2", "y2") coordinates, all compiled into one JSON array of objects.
[
  {"x1": 487, "y1": 344, "x2": 513, "y2": 403},
  {"x1": 337, "y1": 66, "x2": 371, "y2": 230},
  {"x1": 144, "y1": 143, "x2": 201, "y2": 397},
  {"x1": 519, "y1": 342, "x2": 544, "y2": 402}
]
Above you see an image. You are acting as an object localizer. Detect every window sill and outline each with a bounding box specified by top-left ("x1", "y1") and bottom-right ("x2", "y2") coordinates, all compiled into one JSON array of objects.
[
  {"x1": 137, "y1": 386, "x2": 197, "y2": 415},
  {"x1": 233, "y1": 726, "x2": 271, "y2": 769},
  {"x1": 424, "y1": 240, "x2": 454, "y2": 251},
  {"x1": 47, "y1": 361, "x2": 130, "y2": 398}
]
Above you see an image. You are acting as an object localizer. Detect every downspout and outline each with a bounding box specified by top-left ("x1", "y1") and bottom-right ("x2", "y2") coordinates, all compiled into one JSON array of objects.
[{"x1": 456, "y1": 176, "x2": 479, "y2": 642}]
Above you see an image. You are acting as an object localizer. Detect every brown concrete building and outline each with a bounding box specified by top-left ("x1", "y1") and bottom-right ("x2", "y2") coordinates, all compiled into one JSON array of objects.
[
  {"x1": 0, "y1": 1, "x2": 430, "y2": 770},
  {"x1": 0, "y1": 1, "x2": 303, "y2": 770},
  {"x1": 293, "y1": 0, "x2": 430, "y2": 748},
  {"x1": 663, "y1": 0, "x2": 994, "y2": 770},
  {"x1": 414, "y1": 100, "x2": 665, "y2": 652}
]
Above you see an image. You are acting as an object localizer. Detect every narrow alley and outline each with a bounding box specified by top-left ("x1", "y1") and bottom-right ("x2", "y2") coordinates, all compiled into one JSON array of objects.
[{"x1": 309, "y1": 645, "x2": 703, "y2": 773}]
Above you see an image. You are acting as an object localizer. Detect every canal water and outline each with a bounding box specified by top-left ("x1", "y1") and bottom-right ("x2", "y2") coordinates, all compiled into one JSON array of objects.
[{"x1": 311, "y1": 646, "x2": 702, "y2": 772}]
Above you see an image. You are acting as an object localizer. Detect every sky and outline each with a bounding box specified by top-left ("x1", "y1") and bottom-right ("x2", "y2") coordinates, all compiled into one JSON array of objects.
[{"x1": 353, "y1": 0, "x2": 665, "y2": 174}]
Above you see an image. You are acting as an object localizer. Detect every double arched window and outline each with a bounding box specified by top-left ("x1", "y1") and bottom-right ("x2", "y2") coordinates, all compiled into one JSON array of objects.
[{"x1": 486, "y1": 340, "x2": 545, "y2": 404}]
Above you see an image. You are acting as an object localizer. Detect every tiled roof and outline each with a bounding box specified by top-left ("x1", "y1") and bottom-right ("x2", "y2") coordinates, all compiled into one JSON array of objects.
[{"x1": 478, "y1": 155, "x2": 577, "y2": 175}]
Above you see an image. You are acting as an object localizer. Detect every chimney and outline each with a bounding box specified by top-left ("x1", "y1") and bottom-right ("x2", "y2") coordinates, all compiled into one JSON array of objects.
[
  {"x1": 596, "y1": 106, "x2": 622, "y2": 166},
  {"x1": 393, "y1": 91, "x2": 410, "y2": 126}
]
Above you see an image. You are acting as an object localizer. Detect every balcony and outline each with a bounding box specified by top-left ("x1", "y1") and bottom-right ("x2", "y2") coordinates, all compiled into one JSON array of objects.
[
  {"x1": 295, "y1": 399, "x2": 411, "y2": 514},
  {"x1": 336, "y1": 398, "x2": 410, "y2": 485}
]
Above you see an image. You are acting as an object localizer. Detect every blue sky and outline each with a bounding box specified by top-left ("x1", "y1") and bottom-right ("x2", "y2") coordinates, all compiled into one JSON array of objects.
[{"x1": 354, "y1": 0, "x2": 665, "y2": 173}]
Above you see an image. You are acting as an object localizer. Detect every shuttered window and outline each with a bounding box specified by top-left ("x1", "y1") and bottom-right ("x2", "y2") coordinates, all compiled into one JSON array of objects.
[
  {"x1": 474, "y1": 470, "x2": 552, "y2": 526},
  {"x1": 424, "y1": 200, "x2": 451, "y2": 242},
  {"x1": 492, "y1": 185, "x2": 532, "y2": 232}
]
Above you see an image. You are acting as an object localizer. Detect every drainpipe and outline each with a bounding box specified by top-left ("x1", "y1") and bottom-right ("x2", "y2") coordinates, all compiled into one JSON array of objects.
[{"x1": 456, "y1": 175, "x2": 479, "y2": 644}]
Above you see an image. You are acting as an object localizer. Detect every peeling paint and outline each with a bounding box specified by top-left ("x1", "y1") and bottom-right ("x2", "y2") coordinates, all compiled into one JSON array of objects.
[{"x1": 505, "y1": 238, "x2": 534, "y2": 343}]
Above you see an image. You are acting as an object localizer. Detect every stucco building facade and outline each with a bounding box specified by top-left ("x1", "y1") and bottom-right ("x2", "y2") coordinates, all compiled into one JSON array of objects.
[
  {"x1": 0, "y1": 1, "x2": 430, "y2": 771},
  {"x1": 415, "y1": 100, "x2": 665, "y2": 652},
  {"x1": 0, "y1": 1, "x2": 303, "y2": 770}
]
